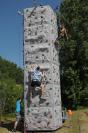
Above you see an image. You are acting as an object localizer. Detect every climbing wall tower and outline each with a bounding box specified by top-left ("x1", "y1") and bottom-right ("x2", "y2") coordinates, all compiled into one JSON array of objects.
[{"x1": 24, "y1": 5, "x2": 62, "y2": 131}]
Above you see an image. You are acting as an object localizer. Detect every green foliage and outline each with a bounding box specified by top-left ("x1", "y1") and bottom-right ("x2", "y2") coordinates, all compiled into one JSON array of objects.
[
  {"x1": 0, "y1": 56, "x2": 23, "y2": 115},
  {"x1": 58, "y1": 0, "x2": 88, "y2": 108},
  {"x1": 0, "y1": 56, "x2": 23, "y2": 84}
]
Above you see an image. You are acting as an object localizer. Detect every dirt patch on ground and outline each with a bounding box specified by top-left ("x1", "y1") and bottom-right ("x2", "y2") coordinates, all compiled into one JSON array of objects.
[
  {"x1": 78, "y1": 109, "x2": 88, "y2": 133},
  {"x1": 79, "y1": 120, "x2": 88, "y2": 124},
  {"x1": 0, "y1": 127, "x2": 21, "y2": 133},
  {"x1": 84, "y1": 111, "x2": 88, "y2": 116}
]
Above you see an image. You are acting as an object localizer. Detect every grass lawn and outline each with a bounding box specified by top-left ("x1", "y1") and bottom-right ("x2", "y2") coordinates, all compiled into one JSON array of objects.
[
  {"x1": 0, "y1": 108, "x2": 88, "y2": 133},
  {"x1": 56, "y1": 108, "x2": 88, "y2": 133}
]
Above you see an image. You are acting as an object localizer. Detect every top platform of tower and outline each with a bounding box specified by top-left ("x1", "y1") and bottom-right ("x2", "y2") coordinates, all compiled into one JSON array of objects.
[{"x1": 23, "y1": 5, "x2": 56, "y2": 18}]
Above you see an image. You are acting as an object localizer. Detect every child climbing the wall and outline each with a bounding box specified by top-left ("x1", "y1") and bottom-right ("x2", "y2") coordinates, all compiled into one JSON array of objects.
[
  {"x1": 59, "y1": 23, "x2": 68, "y2": 40},
  {"x1": 30, "y1": 66, "x2": 45, "y2": 103},
  {"x1": 55, "y1": 23, "x2": 68, "y2": 46}
]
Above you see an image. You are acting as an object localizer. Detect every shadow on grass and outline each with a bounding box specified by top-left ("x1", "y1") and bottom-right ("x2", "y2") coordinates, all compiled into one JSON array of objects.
[{"x1": 0, "y1": 120, "x2": 24, "y2": 133}]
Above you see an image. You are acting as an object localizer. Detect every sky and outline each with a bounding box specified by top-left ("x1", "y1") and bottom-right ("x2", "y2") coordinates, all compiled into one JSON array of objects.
[{"x1": 0, "y1": 0, "x2": 61, "y2": 68}]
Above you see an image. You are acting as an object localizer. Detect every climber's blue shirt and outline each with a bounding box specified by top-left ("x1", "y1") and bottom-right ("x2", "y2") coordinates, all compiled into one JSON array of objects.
[{"x1": 16, "y1": 100, "x2": 21, "y2": 113}]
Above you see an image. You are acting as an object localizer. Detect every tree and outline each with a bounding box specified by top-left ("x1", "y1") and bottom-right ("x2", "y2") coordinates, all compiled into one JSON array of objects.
[
  {"x1": 0, "y1": 80, "x2": 7, "y2": 122},
  {"x1": 58, "y1": 0, "x2": 88, "y2": 108},
  {"x1": 0, "y1": 56, "x2": 23, "y2": 84},
  {"x1": 0, "y1": 56, "x2": 23, "y2": 117}
]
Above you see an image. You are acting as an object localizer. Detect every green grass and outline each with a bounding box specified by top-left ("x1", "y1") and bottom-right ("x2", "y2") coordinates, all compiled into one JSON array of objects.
[
  {"x1": 70, "y1": 112, "x2": 80, "y2": 133},
  {"x1": 0, "y1": 108, "x2": 88, "y2": 133}
]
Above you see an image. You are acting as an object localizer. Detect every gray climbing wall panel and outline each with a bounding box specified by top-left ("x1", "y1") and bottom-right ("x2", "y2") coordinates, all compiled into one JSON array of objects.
[{"x1": 24, "y1": 5, "x2": 62, "y2": 131}]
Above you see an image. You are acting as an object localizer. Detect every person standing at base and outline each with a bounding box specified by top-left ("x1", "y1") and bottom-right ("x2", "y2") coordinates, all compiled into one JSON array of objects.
[{"x1": 12, "y1": 97, "x2": 21, "y2": 132}]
